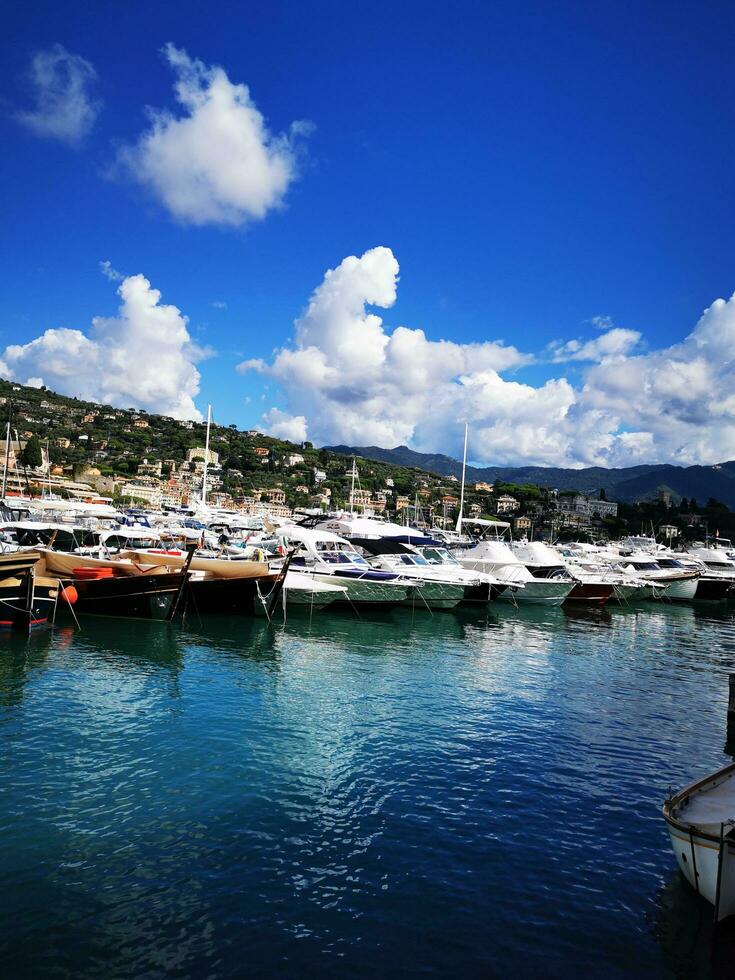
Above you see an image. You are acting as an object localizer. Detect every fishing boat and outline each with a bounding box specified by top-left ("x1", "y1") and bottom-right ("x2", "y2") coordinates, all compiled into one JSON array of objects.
[{"x1": 663, "y1": 762, "x2": 735, "y2": 921}]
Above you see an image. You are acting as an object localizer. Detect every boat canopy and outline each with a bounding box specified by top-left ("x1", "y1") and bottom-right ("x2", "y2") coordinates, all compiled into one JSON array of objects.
[{"x1": 458, "y1": 517, "x2": 511, "y2": 530}]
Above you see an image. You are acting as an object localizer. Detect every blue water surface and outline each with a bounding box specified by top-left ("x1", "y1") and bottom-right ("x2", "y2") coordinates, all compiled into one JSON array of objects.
[{"x1": 2, "y1": 603, "x2": 735, "y2": 979}]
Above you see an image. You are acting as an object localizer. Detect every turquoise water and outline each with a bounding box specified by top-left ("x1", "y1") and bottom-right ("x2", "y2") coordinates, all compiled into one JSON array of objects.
[{"x1": 2, "y1": 603, "x2": 735, "y2": 978}]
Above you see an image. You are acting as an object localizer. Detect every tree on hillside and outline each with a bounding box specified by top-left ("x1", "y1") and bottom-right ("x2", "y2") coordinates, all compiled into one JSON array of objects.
[
  {"x1": 599, "y1": 487, "x2": 607, "y2": 501},
  {"x1": 20, "y1": 435, "x2": 42, "y2": 468}
]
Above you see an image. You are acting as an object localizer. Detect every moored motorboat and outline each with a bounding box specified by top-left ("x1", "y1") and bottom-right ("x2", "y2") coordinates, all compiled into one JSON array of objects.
[
  {"x1": 663, "y1": 762, "x2": 735, "y2": 921},
  {"x1": 273, "y1": 525, "x2": 412, "y2": 608}
]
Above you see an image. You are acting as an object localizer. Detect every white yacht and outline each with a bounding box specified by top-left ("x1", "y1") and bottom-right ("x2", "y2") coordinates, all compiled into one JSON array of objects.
[
  {"x1": 317, "y1": 515, "x2": 504, "y2": 608},
  {"x1": 274, "y1": 525, "x2": 413, "y2": 608},
  {"x1": 453, "y1": 520, "x2": 573, "y2": 605},
  {"x1": 510, "y1": 539, "x2": 615, "y2": 606}
]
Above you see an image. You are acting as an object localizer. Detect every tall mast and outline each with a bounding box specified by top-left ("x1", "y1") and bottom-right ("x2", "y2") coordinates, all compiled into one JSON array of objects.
[
  {"x1": 1, "y1": 419, "x2": 10, "y2": 499},
  {"x1": 455, "y1": 422, "x2": 468, "y2": 533},
  {"x1": 201, "y1": 404, "x2": 212, "y2": 507},
  {"x1": 350, "y1": 456, "x2": 357, "y2": 515}
]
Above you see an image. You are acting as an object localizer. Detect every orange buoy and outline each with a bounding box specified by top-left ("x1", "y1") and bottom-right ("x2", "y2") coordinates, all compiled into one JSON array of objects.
[{"x1": 60, "y1": 585, "x2": 78, "y2": 605}]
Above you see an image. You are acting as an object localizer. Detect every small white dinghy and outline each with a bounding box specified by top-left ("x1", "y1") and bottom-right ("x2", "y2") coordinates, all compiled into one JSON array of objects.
[{"x1": 663, "y1": 761, "x2": 735, "y2": 921}]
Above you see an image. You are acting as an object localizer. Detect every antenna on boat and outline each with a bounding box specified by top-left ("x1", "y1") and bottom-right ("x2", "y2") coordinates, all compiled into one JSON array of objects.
[
  {"x1": 455, "y1": 422, "x2": 468, "y2": 534},
  {"x1": 201, "y1": 404, "x2": 212, "y2": 507}
]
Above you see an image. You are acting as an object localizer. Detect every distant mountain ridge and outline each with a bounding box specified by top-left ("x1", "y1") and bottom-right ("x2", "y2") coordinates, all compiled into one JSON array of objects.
[{"x1": 325, "y1": 444, "x2": 735, "y2": 508}]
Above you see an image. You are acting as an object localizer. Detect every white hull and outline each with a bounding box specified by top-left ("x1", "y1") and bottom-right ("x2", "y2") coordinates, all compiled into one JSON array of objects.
[
  {"x1": 659, "y1": 576, "x2": 700, "y2": 601},
  {"x1": 300, "y1": 571, "x2": 410, "y2": 606},
  {"x1": 498, "y1": 579, "x2": 573, "y2": 605},
  {"x1": 663, "y1": 763, "x2": 735, "y2": 921}
]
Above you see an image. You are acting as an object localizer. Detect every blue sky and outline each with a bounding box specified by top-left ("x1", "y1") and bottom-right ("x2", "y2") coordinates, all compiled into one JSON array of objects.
[{"x1": 2, "y1": 1, "x2": 735, "y2": 467}]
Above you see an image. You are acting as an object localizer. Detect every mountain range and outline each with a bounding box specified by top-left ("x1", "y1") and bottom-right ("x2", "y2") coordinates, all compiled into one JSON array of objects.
[{"x1": 325, "y1": 444, "x2": 735, "y2": 509}]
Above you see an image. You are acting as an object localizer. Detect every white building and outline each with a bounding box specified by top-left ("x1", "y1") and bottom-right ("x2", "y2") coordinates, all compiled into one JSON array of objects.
[
  {"x1": 121, "y1": 482, "x2": 162, "y2": 507},
  {"x1": 137, "y1": 458, "x2": 162, "y2": 477},
  {"x1": 572, "y1": 494, "x2": 618, "y2": 518},
  {"x1": 495, "y1": 494, "x2": 520, "y2": 514},
  {"x1": 187, "y1": 446, "x2": 219, "y2": 466},
  {"x1": 286, "y1": 453, "x2": 305, "y2": 467}
]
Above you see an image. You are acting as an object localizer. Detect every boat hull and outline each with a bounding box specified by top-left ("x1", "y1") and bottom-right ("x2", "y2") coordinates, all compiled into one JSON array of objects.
[
  {"x1": 693, "y1": 577, "x2": 732, "y2": 601},
  {"x1": 610, "y1": 582, "x2": 643, "y2": 604},
  {"x1": 308, "y1": 572, "x2": 410, "y2": 607},
  {"x1": 0, "y1": 574, "x2": 58, "y2": 630},
  {"x1": 460, "y1": 581, "x2": 508, "y2": 604},
  {"x1": 660, "y1": 575, "x2": 700, "y2": 602},
  {"x1": 662, "y1": 762, "x2": 735, "y2": 921},
  {"x1": 399, "y1": 580, "x2": 465, "y2": 609},
  {"x1": 498, "y1": 579, "x2": 572, "y2": 605},
  {"x1": 564, "y1": 582, "x2": 614, "y2": 606},
  {"x1": 185, "y1": 574, "x2": 278, "y2": 616},
  {"x1": 63, "y1": 572, "x2": 183, "y2": 620}
]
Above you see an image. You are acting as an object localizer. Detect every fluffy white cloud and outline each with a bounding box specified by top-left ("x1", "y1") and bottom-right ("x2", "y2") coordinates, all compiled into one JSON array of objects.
[
  {"x1": 239, "y1": 247, "x2": 735, "y2": 467},
  {"x1": 14, "y1": 44, "x2": 100, "y2": 144},
  {"x1": 549, "y1": 326, "x2": 641, "y2": 362},
  {"x1": 119, "y1": 44, "x2": 309, "y2": 226},
  {"x1": 1, "y1": 274, "x2": 204, "y2": 420},
  {"x1": 262, "y1": 408, "x2": 308, "y2": 443}
]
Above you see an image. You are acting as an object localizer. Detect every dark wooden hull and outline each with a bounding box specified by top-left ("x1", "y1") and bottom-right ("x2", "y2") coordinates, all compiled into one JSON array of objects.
[
  {"x1": 183, "y1": 575, "x2": 278, "y2": 616},
  {"x1": 694, "y1": 577, "x2": 732, "y2": 601},
  {"x1": 564, "y1": 582, "x2": 614, "y2": 606},
  {"x1": 460, "y1": 581, "x2": 509, "y2": 604},
  {"x1": 68, "y1": 572, "x2": 183, "y2": 620},
  {"x1": 0, "y1": 576, "x2": 57, "y2": 630}
]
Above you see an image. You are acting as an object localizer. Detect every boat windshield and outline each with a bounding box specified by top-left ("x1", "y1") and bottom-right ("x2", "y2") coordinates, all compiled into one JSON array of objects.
[
  {"x1": 656, "y1": 558, "x2": 684, "y2": 568},
  {"x1": 105, "y1": 535, "x2": 160, "y2": 550},
  {"x1": 399, "y1": 554, "x2": 429, "y2": 566},
  {"x1": 422, "y1": 547, "x2": 460, "y2": 565},
  {"x1": 317, "y1": 543, "x2": 368, "y2": 566}
]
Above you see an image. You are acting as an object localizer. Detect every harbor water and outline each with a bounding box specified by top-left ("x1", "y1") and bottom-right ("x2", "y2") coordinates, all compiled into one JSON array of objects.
[{"x1": 2, "y1": 603, "x2": 735, "y2": 978}]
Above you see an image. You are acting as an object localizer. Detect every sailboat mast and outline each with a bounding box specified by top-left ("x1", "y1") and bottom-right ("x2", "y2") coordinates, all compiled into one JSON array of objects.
[
  {"x1": 201, "y1": 404, "x2": 212, "y2": 507},
  {"x1": 350, "y1": 456, "x2": 357, "y2": 515},
  {"x1": 1, "y1": 419, "x2": 10, "y2": 499},
  {"x1": 455, "y1": 422, "x2": 468, "y2": 533}
]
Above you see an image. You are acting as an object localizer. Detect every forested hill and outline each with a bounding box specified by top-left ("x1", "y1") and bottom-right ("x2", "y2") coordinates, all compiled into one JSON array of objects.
[{"x1": 325, "y1": 444, "x2": 735, "y2": 508}]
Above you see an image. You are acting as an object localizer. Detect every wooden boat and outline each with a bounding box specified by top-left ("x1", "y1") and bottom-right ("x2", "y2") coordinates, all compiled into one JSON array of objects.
[
  {"x1": 38, "y1": 551, "x2": 184, "y2": 621},
  {"x1": 662, "y1": 762, "x2": 735, "y2": 921},
  {"x1": 0, "y1": 571, "x2": 59, "y2": 630},
  {"x1": 41, "y1": 548, "x2": 278, "y2": 618},
  {"x1": 121, "y1": 549, "x2": 269, "y2": 579}
]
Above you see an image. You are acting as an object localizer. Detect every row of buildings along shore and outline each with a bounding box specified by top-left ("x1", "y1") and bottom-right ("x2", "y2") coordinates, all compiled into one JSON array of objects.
[{"x1": 2, "y1": 431, "x2": 625, "y2": 534}]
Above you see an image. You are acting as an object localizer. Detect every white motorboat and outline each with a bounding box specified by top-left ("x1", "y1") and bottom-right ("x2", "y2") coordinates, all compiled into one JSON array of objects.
[
  {"x1": 663, "y1": 762, "x2": 735, "y2": 921},
  {"x1": 510, "y1": 539, "x2": 615, "y2": 606},
  {"x1": 274, "y1": 525, "x2": 413, "y2": 607},
  {"x1": 454, "y1": 521, "x2": 573, "y2": 605},
  {"x1": 319, "y1": 515, "x2": 499, "y2": 608},
  {"x1": 258, "y1": 570, "x2": 347, "y2": 612}
]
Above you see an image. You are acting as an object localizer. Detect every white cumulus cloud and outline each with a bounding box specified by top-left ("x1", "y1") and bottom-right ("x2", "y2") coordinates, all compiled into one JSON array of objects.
[
  {"x1": 118, "y1": 43, "x2": 309, "y2": 227},
  {"x1": 238, "y1": 247, "x2": 735, "y2": 468},
  {"x1": 549, "y1": 326, "x2": 641, "y2": 362},
  {"x1": 14, "y1": 43, "x2": 101, "y2": 144},
  {"x1": 1, "y1": 274, "x2": 204, "y2": 420}
]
